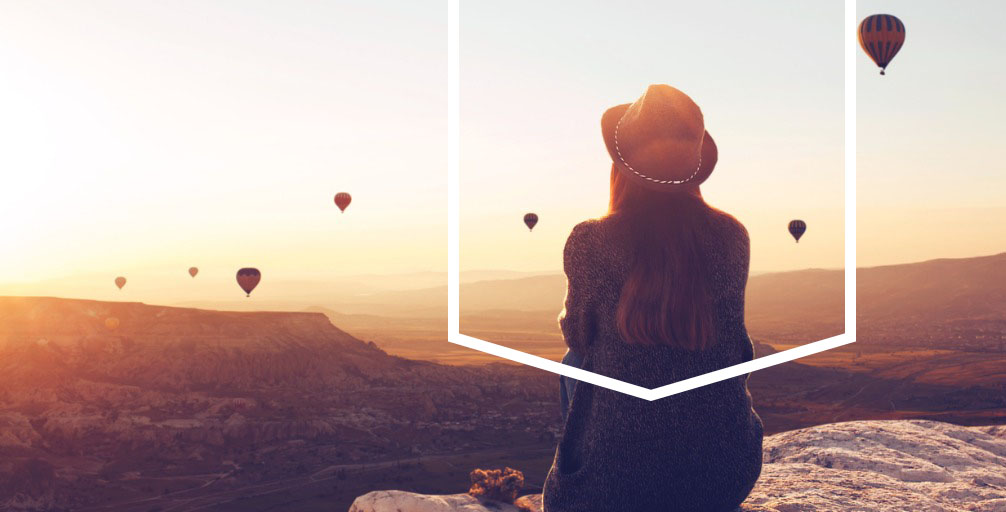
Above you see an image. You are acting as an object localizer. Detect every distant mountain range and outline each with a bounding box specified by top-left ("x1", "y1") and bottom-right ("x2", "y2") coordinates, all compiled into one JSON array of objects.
[
  {"x1": 858, "y1": 252, "x2": 1005, "y2": 322},
  {"x1": 313, "y1": 253, "x2": 1004, "y2": 350},
  {"x1": 303, "y1": 252, "x2": 1003, "y2": 316},
  {"x1": 0, "y1": 269, "x2": 555, "y2": 315}
]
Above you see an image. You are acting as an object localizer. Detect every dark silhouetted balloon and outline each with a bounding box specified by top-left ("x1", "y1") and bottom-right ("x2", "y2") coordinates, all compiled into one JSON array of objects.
[
  {"x1": 188, "y1": 267, "x2": 199, "y2": 278},
  {"x1": 334, "y1": 192, "x2": 352, "y2": 213},
  {"x1": 236, "y1": 268, "x2": 261, "y2": 297},
  {"x1": 524, "y1": 213, "x2": 538, "y2": 231},
  {"x1": 114, "y1": 276, "x2": 126, "y2": 290},
  {"x1": 859, "y1": 14, "x2": 905, "y2": 75},
  {"x1": 104, "y1": 317, "x2": 120, "y2": 330},
  {"x1": 788, "y1": 220, "x2": 807, "y2": 243}
]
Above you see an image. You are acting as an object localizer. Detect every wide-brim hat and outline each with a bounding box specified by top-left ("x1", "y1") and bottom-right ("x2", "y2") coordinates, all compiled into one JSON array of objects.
[{"x1": 602, "y1": 84, "x2": 717, "y2": 190}]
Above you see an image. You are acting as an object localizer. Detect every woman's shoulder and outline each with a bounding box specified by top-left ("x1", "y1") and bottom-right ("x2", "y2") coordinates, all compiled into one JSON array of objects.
[
  {"x1": 567, "y1": 217, "x2": 606, "y2": 242},
  {"x1": 564, "y1": 219, "x2": 600, "y2": 261},
  {"x1": 706, "y1": 208, "x2": 750, "y2": 247},
  {"x1": 565, "y1": 216, "x2": 626, "y2": 253},
  {"x1": 564, "y1": 217, "x2": 621, "y2": 273}
]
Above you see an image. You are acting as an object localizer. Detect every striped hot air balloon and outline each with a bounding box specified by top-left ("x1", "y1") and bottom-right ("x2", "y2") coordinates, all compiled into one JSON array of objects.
[
  {"x1": 788, "y1": 220, "x2": 807, "y2": 243},
  {"x1": 114, "y1": 276, "x2": 126, "y2": 290},
  {"x1": 236, "y1": 268, "x2": 261, "y2": 297},
  {"x1": 334, "y1": 192, "x2": 352, "y2": 213},
  {"x1": 524, "y1": 213, "x2": 538, "y2": 231},
  {"x1": 858, "y1": 14, "x2": 905, "y2": 75}
]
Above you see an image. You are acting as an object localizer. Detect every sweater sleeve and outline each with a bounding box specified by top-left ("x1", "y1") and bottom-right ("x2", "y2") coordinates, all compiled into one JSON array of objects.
[
  {"x1": 558, "y1": 222, "x2": 597, "y2": 354},
  {"x1": 731, "y1": 223, "x2": 755, "y2": 363}
]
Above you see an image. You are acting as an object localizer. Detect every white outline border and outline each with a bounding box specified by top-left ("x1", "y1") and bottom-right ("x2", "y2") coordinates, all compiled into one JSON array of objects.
[{"x1": 447, "y1": 0, "x2": 856, "y2": 401}]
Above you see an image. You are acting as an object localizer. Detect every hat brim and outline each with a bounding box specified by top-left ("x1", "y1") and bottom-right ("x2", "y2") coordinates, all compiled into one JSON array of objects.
[{"x1": 601, "y1": 103, "x2": 717, "y2": 190}]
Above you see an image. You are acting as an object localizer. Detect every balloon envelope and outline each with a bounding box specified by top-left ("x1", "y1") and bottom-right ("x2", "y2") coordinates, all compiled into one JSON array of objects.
[
  {"x1": 524, "y1": 213, "x2": 538, "y2": 231},
  {"x1": 236, "y1": 268, "x2": 261, "y2": 297},
  {"x1": 114, "y1": 277, "x2": 126, "y2": 290},
  {"x1": 334, "y1": 192, "x2": 352, "y2": 213},
  {"x1": 188, "y1": 267, "x2": 199, "y2": 278},
  {"x1": 104, "y1": 317, "x2": 120, "y2": 330},
  {"x1": 788, "y1": 220, "x2": 807, "y2": 243},
  {"x1": 858, "y1": 14, "x2": 905, "y2": 75}
]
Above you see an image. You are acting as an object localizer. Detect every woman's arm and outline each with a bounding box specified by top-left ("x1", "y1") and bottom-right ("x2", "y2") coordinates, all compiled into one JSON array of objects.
[
  {"x1": 732, "y1": 223, "x2": 755, "y2": 363},
  {"x1": 558, "y1": 222, "x2": 598, "y2": 353}
]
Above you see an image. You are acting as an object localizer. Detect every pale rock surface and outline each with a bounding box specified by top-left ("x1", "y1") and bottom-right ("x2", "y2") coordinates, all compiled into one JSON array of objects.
[
  {"x1": 349, "y1": 420, "x2": 1006, "y2": 512},
  {"x1": 743, "y1": 420, "x2": 1006, "y2": 511},
  {"x1": 348, "y1": 490, "x2": 537, "y2": 512}
]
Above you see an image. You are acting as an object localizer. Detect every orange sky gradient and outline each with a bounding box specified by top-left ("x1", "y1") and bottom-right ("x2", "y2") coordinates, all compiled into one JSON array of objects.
[{"x1": 1, "y1": 1, "x2": 1002, "y2": 303}]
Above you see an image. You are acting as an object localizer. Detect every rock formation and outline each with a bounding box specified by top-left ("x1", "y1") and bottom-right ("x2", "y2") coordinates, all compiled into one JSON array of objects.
[
  {"x1": 349, "y1": 420, "x2": 1006, "y2": 512},
  {"x1": 0, "y1": 297, "x2": 559, "y2": 511}
]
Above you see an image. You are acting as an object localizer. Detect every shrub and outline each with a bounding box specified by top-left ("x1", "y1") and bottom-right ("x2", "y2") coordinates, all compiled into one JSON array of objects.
[{"x1": 468, "y1": 467, "x2": 524, "y2": 504}]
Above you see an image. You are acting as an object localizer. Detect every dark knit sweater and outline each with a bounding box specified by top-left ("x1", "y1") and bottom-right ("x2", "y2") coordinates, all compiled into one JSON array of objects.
[{"x1": 543, "y1": 212, "x2": 763, "y2": 512}]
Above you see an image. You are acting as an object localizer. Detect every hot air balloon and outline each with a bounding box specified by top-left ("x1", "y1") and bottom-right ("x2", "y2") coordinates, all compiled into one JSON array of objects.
[
  {"x1": 788, "y1": 220, "x2": 807, "y2": 243},
  {"x1": 104, "y1": 317, "x2": 120, "y2": 330},
  {"x1": 114, "y1": 276, "x2": 126, "y2": 290},
  {"x1": 858, "y1": 14, "x2": 905, "y2": 75},
  {"x1": 188, "y1": 267, "x2": 199, "y2": 278},
  {"x1": 524, "y1": 213, "x2": 538, "y2": 232},
  {"x1": 236, "y1": 268, "x2": 261, "y2": 297},
  {"x1": 334, "y1": 192, "x2": 352, "y2": 213}
]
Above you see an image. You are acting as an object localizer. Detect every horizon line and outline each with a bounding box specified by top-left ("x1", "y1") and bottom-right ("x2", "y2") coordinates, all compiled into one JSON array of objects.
[{"x1": 0, "y1": 250, "x2": 1001, "y2": 289}]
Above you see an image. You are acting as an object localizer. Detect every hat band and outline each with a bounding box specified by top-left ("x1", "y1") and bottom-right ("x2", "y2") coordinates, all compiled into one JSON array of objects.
[{"x1": 614, "y1": 116, "x2": 702, "y2": 185}]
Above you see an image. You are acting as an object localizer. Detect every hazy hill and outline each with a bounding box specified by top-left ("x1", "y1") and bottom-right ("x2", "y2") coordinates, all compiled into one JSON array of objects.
[
  {"x1": 0, "y1": 296, "x2": 560, "y2": 396},
  {"x1": 0, "y1": 296, "x2": 558, "y2": 511},
  {"x1": 858, "y1": 252, "x2": 1005, "y2": 322},
  {"x1": 0, "y1": 270, "x2": 554, "y2": 317},
  {"x1": 320, "y1": 252, "x2": 1001, "y2": 314},
  {"x1": 0, "y1": 296, "x2": 404, "y2": 393},
  {"x1": 0, "y1": 296, "x2": 358, "y2": 347},
  {"x1": 154, "y1": 254, "x2": 1004, "y2": 355},
  {"x1": 324, "y1": 253, "x2": 1002, "y2": 352},
  {"x1": 458, "y1": 252, "x2": 1002, "y2": 334}
]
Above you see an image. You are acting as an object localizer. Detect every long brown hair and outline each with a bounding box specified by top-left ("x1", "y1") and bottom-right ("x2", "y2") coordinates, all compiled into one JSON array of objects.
[{"x1": 609, "y1": 165, "x2": 720, "y2": 351}]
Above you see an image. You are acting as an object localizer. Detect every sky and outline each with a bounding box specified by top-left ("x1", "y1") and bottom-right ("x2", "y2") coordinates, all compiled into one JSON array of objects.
[
  {"x1": 0, "y1": 0, "x2": 445, "y2": 289},
  {"x1": 857, "y1": 0, "x2": 1006, "y2": 267},
  {"x1": 0, "y1": 1, "x2": 1002, "y2": 302},
  {"x1": 461, "y1": 0, "x2": 846, "y2": 274}
]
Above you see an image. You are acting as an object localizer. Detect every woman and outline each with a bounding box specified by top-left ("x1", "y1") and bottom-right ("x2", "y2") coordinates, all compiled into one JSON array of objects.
[{"x1": 543, "y1": 85, "x2": 763, "y2": 512}]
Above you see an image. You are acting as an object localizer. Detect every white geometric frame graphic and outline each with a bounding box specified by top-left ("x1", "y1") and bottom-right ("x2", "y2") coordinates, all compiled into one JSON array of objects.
[{"x1": 446, "y1": 0, "x2": 857, "y2": 400}]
